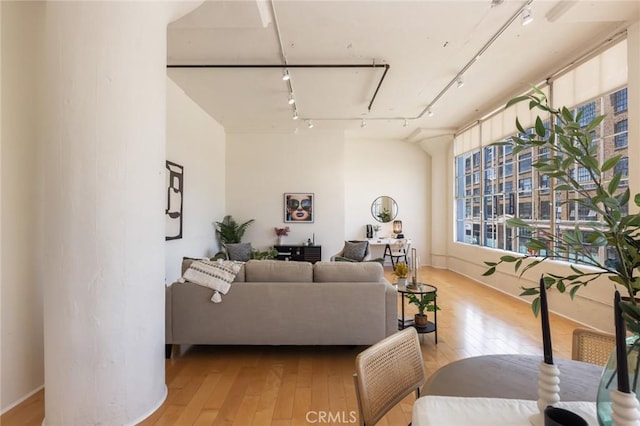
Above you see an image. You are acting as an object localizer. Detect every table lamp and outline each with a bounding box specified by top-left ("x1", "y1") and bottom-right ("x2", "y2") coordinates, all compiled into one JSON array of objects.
[{"x1": 393, "y1": 220, "x2": 404, "y2": 238}]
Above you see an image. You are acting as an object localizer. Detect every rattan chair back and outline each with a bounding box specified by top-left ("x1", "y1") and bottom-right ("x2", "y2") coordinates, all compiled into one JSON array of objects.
[
  {"x1": 571, "y1": 327, "x2": 615, "y2": 366},
  {"x1": 353, "y1": 327, "x2": 426, "y2": 425}
]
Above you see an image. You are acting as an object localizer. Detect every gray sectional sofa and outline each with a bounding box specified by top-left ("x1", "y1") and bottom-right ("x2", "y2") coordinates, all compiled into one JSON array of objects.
[{"x1": 165, "y1": 259, "x2": 397, "y2": 353}]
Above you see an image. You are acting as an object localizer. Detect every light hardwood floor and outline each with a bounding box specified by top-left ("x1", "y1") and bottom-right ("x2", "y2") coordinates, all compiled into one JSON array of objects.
[{"x1": 1, "y1": 267, "x2": 583, "y2": 425}]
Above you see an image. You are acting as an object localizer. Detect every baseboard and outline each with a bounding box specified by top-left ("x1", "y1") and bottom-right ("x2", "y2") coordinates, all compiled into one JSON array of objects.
[
  {"x1": 1, "y1": 384, "x2": 44, "y2": 416},
  {"x1": 41, "y1": 385, "x2": 168, "y2": 426}
]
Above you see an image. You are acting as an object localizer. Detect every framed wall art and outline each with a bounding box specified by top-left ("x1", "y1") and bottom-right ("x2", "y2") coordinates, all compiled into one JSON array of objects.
[
  {"x1": 284, "y1": 192, "x2": 314, "y2": 223},
  {"x1": 165, "y1": 160, "x2": 184, "y2": 240}
]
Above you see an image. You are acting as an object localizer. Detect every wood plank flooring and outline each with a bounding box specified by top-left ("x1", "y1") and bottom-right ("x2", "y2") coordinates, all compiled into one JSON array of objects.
[{"x1": 1, "y1": 267, "x2": 584, "y2": 425}]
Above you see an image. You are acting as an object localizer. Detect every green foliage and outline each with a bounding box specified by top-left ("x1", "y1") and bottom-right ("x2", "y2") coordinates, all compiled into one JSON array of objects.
[
  {"x1": 214, "y1": 215, "x2": 255, "y2": 245},
  {"x1": 393, "y1": 262, "x2": 409, "y2": 278},
  {"x1": 405, "y1": 292, "x2": 440, "y2": 315},
  {"x1": 377, "y1": 208, "x2": 391, "y2": 222},
  {"x1": 484, "y1": 86, "x2": 640, "y2": 323},
  {"x1": 250, "y1": 247, "x2": 278, "y2": 260}
]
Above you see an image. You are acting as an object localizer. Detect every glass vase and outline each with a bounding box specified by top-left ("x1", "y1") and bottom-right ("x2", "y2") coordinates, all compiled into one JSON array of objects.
[{"x1": 596, "y1": 334, "x2": 640, "y2": 425}]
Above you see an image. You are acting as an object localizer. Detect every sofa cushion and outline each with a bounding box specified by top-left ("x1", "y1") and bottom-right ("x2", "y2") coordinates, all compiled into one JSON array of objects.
[
  {"x1": 181, "y1": 256, "x2": 245, "y2": 282},
  {"x1": 226, "y1": 243, "x2": 252, "y2": 261},
  {"x1": 313, "y1": 261, "x2": 383, "y2": 282},
  {"x1": 245, "y1": 259, "x2": 313, "y2": 282},
  {"x1": 181, "y1": 259, "x2": 244, "y2": 300},
  {"x1": 341, "y1": 240, "x2": 369, "y2": 261}
]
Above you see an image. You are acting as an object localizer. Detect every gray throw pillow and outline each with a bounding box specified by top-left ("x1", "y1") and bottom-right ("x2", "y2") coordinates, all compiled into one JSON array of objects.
[
  {"x1": 342, "y1": 241, "x2": 368, "y2": 262},
  {"x1": 225, "y1": 243, "x2": 252, "y2": 261}
]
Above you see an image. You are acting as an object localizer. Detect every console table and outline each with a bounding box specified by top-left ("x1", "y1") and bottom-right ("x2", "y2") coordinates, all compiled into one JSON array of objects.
[
  {"x1": 367, "y1": 238, "x2": 412, "y2": 265},
  {"x1": 274, "y1": 245, "x2": 322, "y2": 263}
]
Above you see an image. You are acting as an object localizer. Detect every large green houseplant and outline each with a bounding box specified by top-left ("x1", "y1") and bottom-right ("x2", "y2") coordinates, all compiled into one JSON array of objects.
[
  {"x1": 482, "y1": 87, "x2": 640, "y2": 423},
  {"x1": 214, "y1": 215, "x2": 255, "y2": 245}
]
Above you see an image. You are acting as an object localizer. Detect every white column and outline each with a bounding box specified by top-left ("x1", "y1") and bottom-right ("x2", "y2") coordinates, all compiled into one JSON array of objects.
[
  {"x1": 41, "y1": 2, "x2": 201, "y2": 424},
  {"x1": 627, "y1": 22, "x2": 640, "y2": 214},
  {"x1": 420, "y1": 135, "x2": 454, "y2": 269}
]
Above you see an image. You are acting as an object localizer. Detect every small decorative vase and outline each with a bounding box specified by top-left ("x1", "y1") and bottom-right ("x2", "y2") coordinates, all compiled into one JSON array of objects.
[
  {"x1": 596, "y1": 334, "x2": 640, "y2": 425},
  {"x1": 277, "y1": 236, "x2": 283, "y2": 246},
  {"x1": 397, "y1": 277, "x2": 407, "y2": 286}
]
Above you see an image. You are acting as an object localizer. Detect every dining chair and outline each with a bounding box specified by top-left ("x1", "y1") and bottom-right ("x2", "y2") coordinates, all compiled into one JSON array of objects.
[
  {"x1": 353, "y1": 327, "x2": 426, "y2": 426},
  {"x1": 385, "y1": 239, "x2": 409, "y2": 269},
  {"x1": 571, "y1": 327, "x2": 616, "y2": 366}
]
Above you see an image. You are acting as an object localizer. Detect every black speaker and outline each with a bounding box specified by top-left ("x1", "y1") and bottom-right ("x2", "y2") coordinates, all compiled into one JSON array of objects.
[{"x1": 366, "y1": 224, "x2": 373, "y2": 238}]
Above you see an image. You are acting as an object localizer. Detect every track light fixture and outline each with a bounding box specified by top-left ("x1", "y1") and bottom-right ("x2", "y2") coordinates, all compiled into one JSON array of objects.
[
  {"x1": 403, "y1": 119, "x2": 408, "y2": 128},
  {"x1": 282, "y1": 69, "x2": 290, "y2": 81},
  {"x1": 427, "y1": 108, "x2": 434, "y2": 117},
  {"x1": 292, "y1": 110, "x2": 299, "y2": 120},
  {"x1": 457, "y1": 77, "x2": 464, "y2": 88},
  {"x1": 307, "y1": 120, "x2": 314, "y2": 129},
  {"x1": 521, "y1": 7, "x2": 533, "y2": 26},
  {"x1": 360, "y1": 119, "x2": 366, "y2": 128},
  {"x1": 288, "y1": 93, "x2": 295, "y2": 105}
]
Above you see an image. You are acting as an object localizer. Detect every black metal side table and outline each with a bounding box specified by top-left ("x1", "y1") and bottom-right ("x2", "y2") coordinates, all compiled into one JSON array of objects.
[{"x1": 397, "y1": 282, "x2": 438, "y2": 343}]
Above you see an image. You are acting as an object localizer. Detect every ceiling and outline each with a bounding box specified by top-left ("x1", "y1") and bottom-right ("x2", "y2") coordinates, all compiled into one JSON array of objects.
[{"x1": 167, "y1": 0, "x2": 640, "y2": 143}]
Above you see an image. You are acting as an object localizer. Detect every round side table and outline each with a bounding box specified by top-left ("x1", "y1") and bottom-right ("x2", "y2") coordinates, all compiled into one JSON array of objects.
[{"x1": 396, "y1": 282, "x2": 438, "y2": 343}]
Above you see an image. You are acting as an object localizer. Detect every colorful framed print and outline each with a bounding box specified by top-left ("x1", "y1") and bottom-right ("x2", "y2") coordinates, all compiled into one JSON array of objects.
[{"x1": 284, "y1": 192, "x2": 314, "y2": 223}]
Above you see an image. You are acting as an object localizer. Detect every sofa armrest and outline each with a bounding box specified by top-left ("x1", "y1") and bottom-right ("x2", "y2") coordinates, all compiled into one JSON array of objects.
[
  {"x1": 384, "y1": 280, "x2": 398, "y2": 336},
  {"x1": 165, "y1": 284, "x2": 173, "y2": 344}
]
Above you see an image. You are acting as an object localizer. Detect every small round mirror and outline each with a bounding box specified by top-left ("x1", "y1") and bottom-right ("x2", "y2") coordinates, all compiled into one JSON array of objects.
[{"x1": 371, "y1": 196, "x2": 398, "y2": 223}]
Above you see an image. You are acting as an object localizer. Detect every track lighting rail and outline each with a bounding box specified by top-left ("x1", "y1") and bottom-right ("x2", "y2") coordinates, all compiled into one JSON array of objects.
[{"x1": 167, "y1": 63, "x2": 390, "y2": 112}]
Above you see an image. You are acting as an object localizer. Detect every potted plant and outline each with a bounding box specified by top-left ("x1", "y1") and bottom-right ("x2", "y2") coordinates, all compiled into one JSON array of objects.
[
  {"x1": 213, "y1": 215, "x2": 255, "y2": 258},
  {"x1": 214, "y1": 215, "x2": 255, "y2": 244},
  {"x1": 481, "y1": 87, "x2": 640, "y2": 421},
  {"x1": 393, "y1": 262, "x2": 409, "y2": 285},
  {"x1": 250, "y1": 247, "x2": 278, "y2": 260},
  {"x1": 405, "y1": 291, "x2": 440, "y2": 327}
]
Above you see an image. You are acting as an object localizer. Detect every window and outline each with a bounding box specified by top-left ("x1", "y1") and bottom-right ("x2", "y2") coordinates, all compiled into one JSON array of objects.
[
  {"x1": 504, "y1": 162, "x2": 513, "y2": 177},
  {"x1": 454, "y1": 88, "x2": 630, "y2": 265},
  {"x1": 577, "y1": 167, "x2": 590, "y2": 182},
  {"x1": 612, "y1": 88, "x2": 628, "y2": 113},
  {"x1": 576, "y1": 102, "x2": 596, "y2": 127},
  {"x1": 519, "y1": 202, "x2": 532, "y2": 219},
  {"x1": 577, "y1": 200, "x2": 596, "y2": 220},
  {"x1": 540, "y1": 201, "x2": 551, "y2": 220},
  {"x1": 518, "y1": 177, "x2": 532, "y2": 194},
  {"x1": 614, "y1": 156, "x2": 628, "y2": 178},
  {"x1": 540, "y1": 174, "x2": 550, "y2": 190},
  {"x1": 614, "y1": 120, "x2": 628, "y2": 148},
  {"x1": 504, "y1": 181, "x2": 513, "y2": 194},
  {"x1": 519, "y1": 152, "x2": 532, "y2": 173}
]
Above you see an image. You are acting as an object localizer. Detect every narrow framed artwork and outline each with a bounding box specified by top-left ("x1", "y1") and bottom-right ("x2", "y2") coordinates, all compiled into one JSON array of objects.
[
  {"x1": 284, "y1": 192, "x2": 314, "y2": 223},
  {"x1": 166, "y1": 160, "x2": 184, "y2": 240}
]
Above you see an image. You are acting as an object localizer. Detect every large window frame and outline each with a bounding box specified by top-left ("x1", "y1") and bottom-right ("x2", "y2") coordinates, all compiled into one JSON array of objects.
[{"x1": 454, "y1": 87, "x2": 629, "y2": 263}]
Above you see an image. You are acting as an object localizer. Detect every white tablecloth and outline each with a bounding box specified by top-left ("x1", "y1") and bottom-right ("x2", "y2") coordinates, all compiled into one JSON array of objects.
[{"x1": 412, "y1": 396, "x2": 597, "y2": 426}]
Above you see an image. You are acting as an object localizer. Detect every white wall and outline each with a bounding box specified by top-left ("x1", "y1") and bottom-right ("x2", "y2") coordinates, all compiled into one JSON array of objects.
[
  {"x1": 345, "y1": 138, "x2": 430, "y2": 263},
  {"x1": 226, "y1": 130, "x2": 346, "y2": 259},
  {"x1": 1, "y1": 2, "x2": 45, "y2": 414},
  {"x1": 165, "y1": 78, "x2": 226, "y2": 284}
]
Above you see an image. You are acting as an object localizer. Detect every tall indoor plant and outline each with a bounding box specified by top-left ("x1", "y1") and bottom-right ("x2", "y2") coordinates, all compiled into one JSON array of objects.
[
  {"x1": 213, "y1": 215, "x2": 255, "y2": 259},
  {"x1": 482, "y1": 87, "x2": 640, "y2": 424},
  {"x1": 214, "y1": 215, "x2": 255, "y2": 245}
]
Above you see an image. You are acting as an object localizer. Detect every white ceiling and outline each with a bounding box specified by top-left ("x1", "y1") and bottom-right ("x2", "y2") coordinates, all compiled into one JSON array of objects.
[{"x1": 167, "y1": 0, "x2": 640, "y2": 142}]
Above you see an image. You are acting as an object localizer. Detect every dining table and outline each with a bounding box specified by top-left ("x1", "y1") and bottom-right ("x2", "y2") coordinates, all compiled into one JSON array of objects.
[{"x1": 413, "y1": 354, "x2": 605, "y2": 426}]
